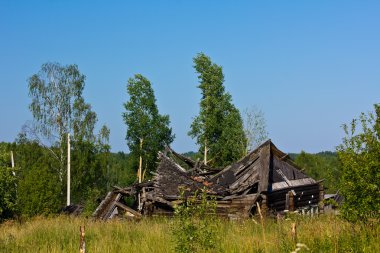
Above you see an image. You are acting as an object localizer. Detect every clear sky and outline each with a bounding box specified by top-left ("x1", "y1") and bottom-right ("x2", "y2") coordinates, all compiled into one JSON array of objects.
[{"x1": 0, "y1": 1, "x2": 379, "y2": 154}]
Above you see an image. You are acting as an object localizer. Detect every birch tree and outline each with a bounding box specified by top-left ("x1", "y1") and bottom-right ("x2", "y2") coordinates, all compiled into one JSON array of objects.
[
  {"x1": 27, "y1": 62, "x2": 110, "y2": 209},
  {"x1": 189, "y1": 53, "x2": 246, "y2": 167},
  {"x1": 123, "y1": 74, "x2": 174, "y2": 177},
  {"x1": 28, "y1": 62, "x2": 95, "y2": 180},
  {"x1": 243, "y1": 106, "x2": 268, "y2": 152}
]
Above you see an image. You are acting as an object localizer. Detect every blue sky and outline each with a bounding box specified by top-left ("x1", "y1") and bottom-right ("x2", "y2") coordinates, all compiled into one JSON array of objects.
[{"x1": 0, "y1": 1, "x2": 379, "y2": 153}]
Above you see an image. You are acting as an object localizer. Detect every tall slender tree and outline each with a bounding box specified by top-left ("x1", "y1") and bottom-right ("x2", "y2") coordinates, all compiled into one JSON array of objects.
[
  {"x1": 27, "y1": 62, "x2": 109, "y2": 208},
  {"x1": 123, "y1": 74, "x2": 174, "y2": 177},
  {"x1": 28, "y1": 62, "x2": 92, "y2": 180},
  {"x1": 189, "y1": 53, "x2": 246, "y2": 167}
]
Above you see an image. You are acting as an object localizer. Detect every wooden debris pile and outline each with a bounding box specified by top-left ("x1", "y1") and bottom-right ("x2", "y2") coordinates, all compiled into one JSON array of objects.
[
  {"x1": 93, "y1": 140, "x2": 324, "y2": 220},
  {"x1": 62, "y1": 204, "x2": 84, "y2": 216}
]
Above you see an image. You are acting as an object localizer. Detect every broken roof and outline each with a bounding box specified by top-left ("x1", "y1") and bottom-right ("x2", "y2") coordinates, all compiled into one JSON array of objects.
[
  {"x1": 93, "y1": 140, "x2": 322, "y2": 220},
  {"x1": 156, "y1": 140, "x2": 317, "y2": 198}
]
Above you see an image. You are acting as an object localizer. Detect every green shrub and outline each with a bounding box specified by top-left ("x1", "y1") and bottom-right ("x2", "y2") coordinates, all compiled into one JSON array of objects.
[
  {"x1": 172, "y1": 187, "x2": 219, "y2": 253},
  {"x1": 337, "y1": 104, "x2": 380, "y2": 223}
]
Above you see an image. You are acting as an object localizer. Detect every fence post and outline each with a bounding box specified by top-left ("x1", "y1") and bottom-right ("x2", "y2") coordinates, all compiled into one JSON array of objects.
[
  {"x1": 261, "y1": 195, "x2": 268, "y2": 216},
  {"x1": 79, "y1": 226, "x2": 86, "y2": 253},
  {"x1": 291, "y1": 222, "x2": 297, "y2": 245},
  {"x1": 289, "y1": 191, "x2": 295, "y2": 211}
]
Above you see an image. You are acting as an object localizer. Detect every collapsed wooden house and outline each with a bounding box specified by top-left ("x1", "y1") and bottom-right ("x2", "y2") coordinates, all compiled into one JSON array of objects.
[{"x1": 93, "y1": 140, "x2": 324, "y2": 220}]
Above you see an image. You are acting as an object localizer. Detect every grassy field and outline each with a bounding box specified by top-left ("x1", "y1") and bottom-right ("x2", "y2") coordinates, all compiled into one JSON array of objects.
[{"x1": 0, "y1": 214, "x2": 378, "y2": 253}]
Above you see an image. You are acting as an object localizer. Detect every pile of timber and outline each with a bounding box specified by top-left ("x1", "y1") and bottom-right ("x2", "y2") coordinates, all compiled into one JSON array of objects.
[
  {"x1": 93, "y1": 140, "x2": 324, "y2": 220},
  {"x1": 93, "y1": 190, "x2": 141, "y2": 220}
]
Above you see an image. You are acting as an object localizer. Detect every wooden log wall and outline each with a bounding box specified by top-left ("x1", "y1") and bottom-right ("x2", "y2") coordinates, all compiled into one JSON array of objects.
[
  {"x1": 267, "y1": 183, "x2": 320, "y2": 211},
  {"x1": 148, "y1": 194, "x2": 259, "y2": 219}
]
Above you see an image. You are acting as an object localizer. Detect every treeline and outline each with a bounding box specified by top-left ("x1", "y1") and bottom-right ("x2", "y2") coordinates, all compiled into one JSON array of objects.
[
  {"x1": 290, "y1": 151, "x2": 341, "y2": 193},
  {"x1": 0, "y1": 53, "x2": 379, "y2": 223},
  {"x1": 0, "y1": 140, "x2": 135, "y2": 220},
  {"x1": 0, "y1": 53, "x2": 256, "y2": 221}
]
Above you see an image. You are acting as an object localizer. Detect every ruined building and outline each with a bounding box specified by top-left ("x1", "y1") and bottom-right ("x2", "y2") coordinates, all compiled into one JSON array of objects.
[{"x1": 93, "y1": 140, "x2": 324, "y2": 220}]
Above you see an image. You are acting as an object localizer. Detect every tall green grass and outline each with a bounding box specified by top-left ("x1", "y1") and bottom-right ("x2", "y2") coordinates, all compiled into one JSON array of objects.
[{"x1": 0, "y1": 215, "x2": 378, "y2": 252}]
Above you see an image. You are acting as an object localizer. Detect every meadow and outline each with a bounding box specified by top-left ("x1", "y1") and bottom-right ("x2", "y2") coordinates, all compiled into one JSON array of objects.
[{"x1": 0, "y1": 214, "x2": 378, "y2": 253}]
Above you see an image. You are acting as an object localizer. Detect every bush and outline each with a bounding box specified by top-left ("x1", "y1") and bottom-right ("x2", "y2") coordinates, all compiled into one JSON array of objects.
[
  {"x1": 17, "y1": 160, "x2": 62, "y2": 217},
  {"x1": 172, "y1": 187, "x2": 219, "y2": 253},
  {"x1": 337, "y1": 104, "x2": 380, "y2": 223}
]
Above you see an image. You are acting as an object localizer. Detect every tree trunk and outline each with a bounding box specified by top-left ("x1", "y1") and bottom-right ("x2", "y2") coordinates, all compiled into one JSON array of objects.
[
  {"x1": 67, "y1": 133, "x2": 71, "y2": 206},
  {"x1": 204, "y1": 141, "x2": 208, "y2": 165}
]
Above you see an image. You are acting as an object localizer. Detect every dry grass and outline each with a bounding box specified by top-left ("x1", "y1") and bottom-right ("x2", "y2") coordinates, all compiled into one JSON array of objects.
[{"x1": 0, "y1": 214, "x2": 378, "y2": 253}]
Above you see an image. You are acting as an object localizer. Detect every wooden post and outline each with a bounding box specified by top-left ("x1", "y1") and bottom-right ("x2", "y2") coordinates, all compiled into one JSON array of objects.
[
  {"x1": 289, "y1": 191, "x2": 294, "y2": 211},
  {"x1": 285, "y1": 193, "x2": 290, "y2": 211},
  {"x1": 79, "y1": 226, "x2": 86, "y2": 253},
  {"x1": 256, "y1": 202, "x2": 268, "y2": 253},
  {"x1": 318, "y1": 182, "x2": 324, "y2": 214},
  {"x1": 291, "y1": 223, "x2": 297, "y2": 244},
  {"x1": 67, "y1": 133, "x2": 71, "y2": 206},
  {"x1": 261, "y1": 195, "x2": 268, "y2": 216}
]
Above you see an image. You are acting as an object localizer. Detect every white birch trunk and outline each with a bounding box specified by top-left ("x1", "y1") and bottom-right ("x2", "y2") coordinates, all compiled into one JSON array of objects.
[{"x1": 67, "y1": 133, "x2": 71, "y2": 206}]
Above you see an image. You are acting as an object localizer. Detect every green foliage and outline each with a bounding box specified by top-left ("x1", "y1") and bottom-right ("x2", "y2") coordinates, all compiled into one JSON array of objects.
[
  {"x1": 17, "y1": 159, "x2": 62, "y2": 217},
  {"x1": 323, "y1": 198, "x2": 339, "y2": 208},
  {"x1": 0, "y1": 143, "x2": 18, "y2": 221},
  {"x1": 172, "y1": 188, "x2": 219, "y2": 253},
  {"x1": 294, "y1": 151, "x2": 341, "y2": 193},
  {"x1": 189, "y1": 53, "x2": 246, "y2": 167},
  {"x1": 181, "y1": 151, "x2": 199, "y2": 160},
  {"x1": 1, "y1": 133, "x2": 128, "y2": 219},
  {"x1": 123, "y1": 74, "x2": 174, "y2": 175},
  {"x1": 70, "y1": 126, "x2": 111, "y2": 209},
  {"x1": 336, "y1": 104, "x2": 380, "y2": 222},
  {"x1": 26, "y1": 62, "x2": 112, "y2": 214},
  {"x1": 11, "y1": 130, "x2": 111, "y2": 217},
  {"x1": 81, "y1": 187, "x2": 102, "y2": 216},
  {"x1": 28, "y1": 62, "x2": 86, "y2": 142},
  {"x1": 71, "y1": 141, "x2": 106, "y2": 205},
  {"x1": 27, "y1": 62, "x2": 100, "y2": 183},
  {"x1": 107, "y1": 152, "x2": 136, "y2": 186},
  {"x1": 13, "y1": 138, "x2": 62, "y2": 217}
]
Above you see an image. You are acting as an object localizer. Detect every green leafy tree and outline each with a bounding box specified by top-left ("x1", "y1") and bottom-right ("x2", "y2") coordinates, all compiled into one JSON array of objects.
[
  {"x1": 336, "y1": 104, "x2": 380, "y2": 222},
  {"x1": 28, "y1": 62, "x2": 93, "y2": 181},
  {"x1": 0, "y1": 143, "x2": 18, "y2": 221},
  {"x1": 294, "y1": 151, "x2": 341, "y2": 193},
  {"x1": 27, "y1": 62, "x2": 109, "y2": 209},
  {"x1": 189, "y1": 53, "x2": 246, "y2": 167},
  {"x1": 71, "y1": 125, "x2": 111, "y2": 210},
  {"x1": 11, "y1": 137, "x2": 62, "y2": 217},
  {"x1": 17, "y1": 155, "x2": 62, "y2": 217},
  {"x1": 123, "y1": 74, "x2": 174, "y2": 177}
]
